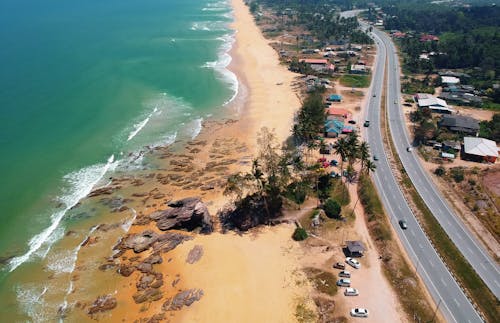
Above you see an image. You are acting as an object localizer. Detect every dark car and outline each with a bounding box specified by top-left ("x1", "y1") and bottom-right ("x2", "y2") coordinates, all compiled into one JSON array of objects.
[
  {"x1": 348, "y1": 120, "x2": 356, "y2": 124},
  {"x1": 373, "y1": 155, "x2": 379, "y2": 161},
  {"x1": 333, "y1": 262, "x2": 346, "y2": 270},
  {"x1": 399, "y1": 219, "x2": 408, "y2": 230},
  {"x1": 363, "y1": 120, "x2": 370, "y2": 127}
]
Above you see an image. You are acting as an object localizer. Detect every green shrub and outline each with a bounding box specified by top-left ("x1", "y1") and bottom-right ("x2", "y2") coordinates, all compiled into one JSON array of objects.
[
  {"x1": 434, "y1": 166, "x2": 446, "y2": 176},
  {"x1": 293, "y1": 227, "x2": 308, "y2": 241},
  {"x1": 323, "y1": 198, "x2": 341, "y2": 219}
]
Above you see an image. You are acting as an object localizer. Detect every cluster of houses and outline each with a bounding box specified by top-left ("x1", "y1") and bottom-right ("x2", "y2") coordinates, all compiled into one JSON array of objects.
[
  {"x1": 324, "y1": 104, "x2": 356, "y2": 138},
  {"x1": 414, "y1": 93, "x2": 498, "y2": 163},
  {"x1": 438, "y1": 72, "x2": 483, "y2": 106}
]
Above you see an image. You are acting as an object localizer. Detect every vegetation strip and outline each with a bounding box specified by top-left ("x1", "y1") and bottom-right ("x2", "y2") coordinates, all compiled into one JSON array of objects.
[{"x1": 380, "y1": 65, "x2": 499, "y2": 323}]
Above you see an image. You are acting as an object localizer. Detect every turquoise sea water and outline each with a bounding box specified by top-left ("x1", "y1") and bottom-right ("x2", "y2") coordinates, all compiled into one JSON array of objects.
[{"x1": 0, "y1": 0, "x2": 235, "y2": 318}]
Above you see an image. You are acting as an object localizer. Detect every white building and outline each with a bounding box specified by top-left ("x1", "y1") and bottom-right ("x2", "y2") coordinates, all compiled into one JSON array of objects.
[
  {"x1": 441, "y1": 76, "x2": 460, "y2": 85},
  {"x1": 415, "y1": 93, "x2": 454, "y2": 114}
]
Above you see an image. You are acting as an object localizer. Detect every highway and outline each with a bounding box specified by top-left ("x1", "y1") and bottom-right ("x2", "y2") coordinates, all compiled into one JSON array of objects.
[
  {"x1": 372, "y1": 27, "x2": 500, "y2": 300},
  {"x1": 362, "y1": 26, "x2": 483, "y2": 322}
]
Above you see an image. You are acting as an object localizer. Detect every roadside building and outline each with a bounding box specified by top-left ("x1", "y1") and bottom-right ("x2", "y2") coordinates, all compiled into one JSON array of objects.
[
  {"x1": 299, "y1": 59, "x2": 335, "y2": 73},
  {"x1": 325, "y1": 119, "x2": 344, "y2": 138},
  {"x1": 346, "y1": 240, "x2": 366, "y2": 257},
  {"x1": 350, "y1": 64, "x2": 368, "y2": 74},
  {"x1": 415, "y1": 93, "x2": 454, "y2": 114},
  {"x1": 442, "y1": 140, "x2": 461, "y2": 152},
  {"x1": 441, "y1": 76, "x2": 460, "y2": 85},
  {"x1": 420, "y1": 34, "x2": 439, "y2": 42},
  {"x1": 439, "y1": 115, "x2": 480, "y2": 135},
  {"x1": 439, "y1": 92, "x2": 483, "y2": 107},
  {"x1": 463, "y1": 137, "x2": 499, "y2": 163},
  {"x1": 325, "y1": 107, "x2": 352, "y2": 120},
  {"x1": 327, "y1": 94, "x2": 342, "y2": 102}
]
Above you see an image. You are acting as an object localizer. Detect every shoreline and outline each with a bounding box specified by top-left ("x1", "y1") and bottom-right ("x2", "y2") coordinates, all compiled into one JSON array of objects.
[{"x1": 59, "y1": 0, "x2": 307, "y2": 321}]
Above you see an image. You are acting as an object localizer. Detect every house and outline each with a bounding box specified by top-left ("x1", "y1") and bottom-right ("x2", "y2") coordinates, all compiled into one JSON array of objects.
[
  {"x1": 299, "y1": 59, "x2": 335, "y2": 73},
  {"x1": 325, "y1": 119, "x2": 344, "y2": 138},
  {"x1": 327, "y1": 94, "x2": 342, "y2": 102},
  {"x1": 346, "y1": 241, "x2": 366, "y2": 257},
  {"x1": 415, "y1": 93, "x2": 454, "y2": 114},
  {"x1": 439, "y1": 92, "x2": 482, "y2": 106},
  {"x1": 439, "y1": 115, "x2": 480, "y2": 135},
  {"x1": 392, "y1": 31, "x2": 407, "y2": 38},
  {"x1": 442, "y1": 140, "x2": 461, "y2": 152},
  {"x1": 325, "y1": 107, "x2": 352, "y2": 120},
  {"x1": 350, "y1": 64, "x2": 368, "y2": 74},
  {"x1": 463, "y1": 137, "x2": 499, "y2": 163},
  {"x1": 441, "y1": 76, "x2": 460, "y2": 85},
  {"x1": 420, "y1": 34, "x2": 439, "y2": 42}
]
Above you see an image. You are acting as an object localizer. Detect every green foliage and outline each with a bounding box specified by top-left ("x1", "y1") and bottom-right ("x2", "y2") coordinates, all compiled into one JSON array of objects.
[
  {"x1": 434, "y1": 166, "x2": 446, "y2": 176},
  {"x1": 293, "y1": 91, "x2": 325, "y2": 143},
  {"x1": 450, "y1": 167, "x2": 465, "y2": 183},
  {"x1": 323, "y1": 198, "x2": 341, "y2": 219},
  {"x1": 339, "y1": 75, "x2": 370, "y2": 88},
  {"x1": 358, "y1": 174, "x2": 392, "y2": 241},
  {"x1": 478, "y1": 113, "x2": 500, "y2": 141},
  {"x1": 249, "y1": 1, "x2": 259, "y2": 14},
  {"x1": 292, "y1": 227, "x2": 308, "y2": 241}
]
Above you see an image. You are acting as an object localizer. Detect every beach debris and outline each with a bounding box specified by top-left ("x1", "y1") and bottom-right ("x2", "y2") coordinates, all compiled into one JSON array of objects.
[
  {"x1": 150, "y1": 197, "x2": 213, "y2": 233},
  {"x1": 87, "y1": 294, "x2": 117, "y2": 314},
  {"x1": 162, "y1": 289, "x2": 204, "y2": 311},
  {"x1": 186, "y1": 245, "x2": 204, "y2": 264}
]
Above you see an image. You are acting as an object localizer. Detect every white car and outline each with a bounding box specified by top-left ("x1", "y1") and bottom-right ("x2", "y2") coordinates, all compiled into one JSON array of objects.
[
  {"x1": 351, "y1": 308, "x2": 369, "y2": 317},
  {"x1": 336, "y1": 278, "x2": 351, "y2": 287},
  {"x1": 344, "y1": 287, "x2": 359, "y2": 296},
  {"x1": 346, "y1": 257, "x2": 361, "y2": 269}
]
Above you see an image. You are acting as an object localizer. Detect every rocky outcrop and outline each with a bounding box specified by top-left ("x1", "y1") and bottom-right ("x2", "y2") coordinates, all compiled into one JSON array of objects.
[
  {"x1": 87, "y1": 294, "x2": 117, "y2": 314},
  {"x1": 186, "y1": 245, "x2": 203, "y2": 264},
  {"x1": 162, "y1": 289, "x2": 204, "y2": 311},
  {"x1": 150, "y1": 197, "x2": 213, "y2": 233},
  {"x1": 132, "y1": 288, "x2": 163, "y2": 304},
  {"x1": 152, "y1": 232, "x2": 193, "y2": 253},
  {"x1": 123, "y1": 230, "x2": 159, "y2": 253}
]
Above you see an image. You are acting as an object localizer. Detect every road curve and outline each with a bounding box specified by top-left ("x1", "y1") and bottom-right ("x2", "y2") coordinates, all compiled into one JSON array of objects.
[
  {"x1": 371, "y1": 27, "x2": 500, "y2": 299},
  {"x1": 362, "y1": 25, "x2": 483, "y2": 322}
]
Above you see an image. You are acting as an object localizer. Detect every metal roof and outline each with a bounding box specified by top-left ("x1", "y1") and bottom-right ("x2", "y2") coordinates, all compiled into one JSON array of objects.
[{"x1": 464, "y1": 137, "x2": 499, "y2": 157}]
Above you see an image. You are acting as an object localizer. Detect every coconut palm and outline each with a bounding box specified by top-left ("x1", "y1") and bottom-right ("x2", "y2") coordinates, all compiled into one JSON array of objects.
[
  {"x1": 359, "y1": 141, "x2": 370, "y2": 169},
  {"x1": 364, "y1": 159, "x2": 377, "y2": 175}
]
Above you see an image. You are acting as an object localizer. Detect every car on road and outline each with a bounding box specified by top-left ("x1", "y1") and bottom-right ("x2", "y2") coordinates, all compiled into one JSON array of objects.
[
  {"x1": 406, "y1": 146, "x2": 412, "y2": 152},
  {"x1": 399, "y1": 219, "x2": 408, "y2": 230},
  {"x1": 351, "y1": 308, "x2": 369, "y2": 318},
  {"x1": 373, "y1": 93, "x2": 376, "y2": 97},
  {"x1": 346, "y1": 257, "x2": 361, "y2": 269},
  {"x1": 336, "y1": 278, "x2": 351, "y2": 287},
  {"x1": 333, "y1": 262, "x2": 345, "y2": 270},
  {"x1": 373, "y1": 155, "x2": 379, "y2": 161},
  {"x1": 344, "y1": 287, "x2": 359, "y2": 296},
  {"x1": 339, "y1": 270, "x2": 351, "y2": 278},
  {"x1": 394, "y1": 100, "x2": 398, "y2": 104},
  {"x1": 363, "y1": 120, "x2": 370, "y2": 127}
]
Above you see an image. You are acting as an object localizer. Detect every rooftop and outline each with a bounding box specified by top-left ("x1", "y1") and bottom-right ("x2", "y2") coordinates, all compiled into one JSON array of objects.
[
  {"x1": 346, "y1": 240, "x2": 366, "y2": 254},
  {"x1": 300, "y1": 58, "x2": 328, "y2": 65},
  {"x1": 440, "y1": 115, "x2": 479, "y2": 132},
  {"x1": 464, "y1": 137, "x2": 499, "y2": 157}
]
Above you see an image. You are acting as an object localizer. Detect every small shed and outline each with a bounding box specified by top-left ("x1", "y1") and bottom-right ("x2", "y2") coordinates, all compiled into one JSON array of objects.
[
  {"x1": 327, "y1": 94, "x2": 342, "y2": 102},
  {"x1": 346, "y1": 240, "x2": 366, "y2": 257}
]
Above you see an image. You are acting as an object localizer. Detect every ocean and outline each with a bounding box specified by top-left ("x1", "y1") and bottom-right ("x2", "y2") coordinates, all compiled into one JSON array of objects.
[{"x1": 0, "y1": 0, "x2": 236, "y2": 320}]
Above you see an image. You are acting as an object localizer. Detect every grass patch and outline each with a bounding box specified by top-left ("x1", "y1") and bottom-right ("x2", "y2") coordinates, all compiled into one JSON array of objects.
[
  {"x1": 329, "y1": 178, "x2": 350, "y2": 206},
  {"x1": 304, "y1": 267, "x2": 338, "y2": 296},
  {"x1": 339, "y1": 74, "x2": 371, "y2": 88},
  {"x1": 295, "y1": 302, "x2": 317, "y2": 323}
]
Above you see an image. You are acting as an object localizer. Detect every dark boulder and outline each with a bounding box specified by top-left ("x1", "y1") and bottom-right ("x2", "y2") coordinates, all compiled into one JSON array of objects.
[
  {"x1": 123, "y1": 230, "x2": 159, "y2": 253},
  {"x1": 87, "y1": 294, "x2": 117, "y2": 314},
  {"x1": 150, "y1": 197, "x2": 213, "y2": 233},
  {"x1": 162, "y1": 289, "x2": 204, "y2": 311}
]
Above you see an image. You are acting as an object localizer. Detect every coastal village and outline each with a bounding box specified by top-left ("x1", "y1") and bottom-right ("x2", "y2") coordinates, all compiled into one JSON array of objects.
[{"x1": 11, "y1": 1, "x2": 498, "y2": 323}]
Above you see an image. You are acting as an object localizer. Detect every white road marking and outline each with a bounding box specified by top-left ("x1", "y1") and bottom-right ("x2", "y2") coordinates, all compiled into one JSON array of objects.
[{"x1": 440, "y1": 278, "x2": 447, "y2": 287}]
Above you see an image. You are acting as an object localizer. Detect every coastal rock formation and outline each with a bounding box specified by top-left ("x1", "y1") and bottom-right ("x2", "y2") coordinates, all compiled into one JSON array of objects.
[
  {"x1": 162, "y1": 289, "x2": 204, "y2": 311},
  {"x1": 87, "y1": 294, "x2": 117, "y2": 314},
  {"x1": 150, "y1": 197, "x2": 213, "y2": 233},
  {"x1": 186, "y1": 245, "x2": 203, "y2": 264},
  {"x1": 132, "y1": 288, "x2": 163, "y2": 304},
  {"x1": 153, "y1": 232, "x2": 193, "y2": 253},
  {"x1": 123, "y1": 230, "x2": 159, "y2": 253}
]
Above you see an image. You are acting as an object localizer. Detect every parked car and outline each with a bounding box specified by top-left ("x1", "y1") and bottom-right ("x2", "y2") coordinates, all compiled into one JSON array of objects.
[
  {"x1": 339, "y1": 270, "x2": 351, "y2": 278},
  {"x1": 336, "y1": 278, "x2": 351, "y2": 287},
  {"x1": 399, "y1": 219, "x2": 408, "y2": 230},
  {"x1": 346, "y1": 257, "x2": 361, "y2": 269},
  {"x1": 351, "y1": 308, "x2": 369, "y2": 318},
  {"x1": 363, "y1": 120, "x2": 370, "y2": 127},
  {"x1": 330, "y1": 159, "x2": 338, "y2": 166},
  {"x1": 344, "y1": 287, "x2": 359, "y2": 296},
  {"x1": 333, "y1": 262, "x2": 346, "y2": 270},
  {"x1": 348, "y1": 120, "x2": 356, "y2": 124}
]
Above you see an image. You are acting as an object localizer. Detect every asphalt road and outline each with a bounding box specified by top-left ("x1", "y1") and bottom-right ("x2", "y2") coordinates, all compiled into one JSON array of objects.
[
  {"x1": 362, "y1": 27, "x2": 483, "y2": 322},
  {"x1": 371, "y1": 27, "x2": 500, "y2": 300}
]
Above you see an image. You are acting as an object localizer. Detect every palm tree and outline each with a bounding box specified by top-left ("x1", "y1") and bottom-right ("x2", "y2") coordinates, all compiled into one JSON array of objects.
[
  {"x1": 359, "y1": 141, "x2": 370, "y2": 169},
  {"x1": 333, "y1": 137, "x2": 349, "y2": 175},
  {"x1": 364, "y1": 160, "x2": 377, "y2": 175},
  {"x1": 345, "y1": 132, "x2": 360, "y2": 167}
]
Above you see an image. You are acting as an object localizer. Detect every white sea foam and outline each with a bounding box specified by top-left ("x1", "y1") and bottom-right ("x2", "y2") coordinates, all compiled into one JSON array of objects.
[
  {"x1": 127, "y1": 106, "x2": 159, "y2": 141},
  {"x1": 16, "y1": 284, "x2": 48, "y2": 322},
  {"x1": 202, "y1": 33, "x2": 239, "y2": 105},
  {"x1": 190, "y1": 21, "x2": 227, "y2": 32},
  {"x1": 8, "y1": 155, "x2": 117, "y2": 272},
  {"x1": 191, "y1": 118, "x2": 203, "y2": 139},
  {"x1": 121, "y1": 208, "x2": 137, "y2": 232}
]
